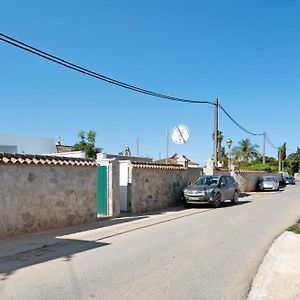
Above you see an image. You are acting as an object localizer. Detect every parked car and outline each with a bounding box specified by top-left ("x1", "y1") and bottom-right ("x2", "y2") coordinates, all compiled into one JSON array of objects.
[
  {"x1": 286, "y1": 176, "x2": 296, "y2": 185},
  {"x1": 182, "y1": 175, "x2": 240, "y2": 208},
  {"x1": 259, "y1": 176, "x2": 279, "y2": 191}
]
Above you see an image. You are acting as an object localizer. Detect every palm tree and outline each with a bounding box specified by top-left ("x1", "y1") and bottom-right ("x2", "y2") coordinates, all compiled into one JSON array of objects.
[{"x1": 232, "y1": 139, "x2": 259, "y2": 162}]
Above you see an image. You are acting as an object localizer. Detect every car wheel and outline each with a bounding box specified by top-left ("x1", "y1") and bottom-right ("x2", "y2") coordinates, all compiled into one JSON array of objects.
[
  {"x1": 231, "y1": 190, "x2": 239, "y2": 205},
  {"x1": 213, "y1": 193, "x2": 221, "y2": 208},
  {"x1": 183, "y1": 198, "x2": 191, "y2": 209}
]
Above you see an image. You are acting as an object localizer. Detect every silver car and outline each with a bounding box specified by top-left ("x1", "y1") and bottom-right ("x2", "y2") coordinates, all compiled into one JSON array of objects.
[
  {"x1": 182, "y1": 175, "x2": 240, "y2": 208},
  {"x1": 259, "y1": 176, "x2": 279, "y2": 191}
]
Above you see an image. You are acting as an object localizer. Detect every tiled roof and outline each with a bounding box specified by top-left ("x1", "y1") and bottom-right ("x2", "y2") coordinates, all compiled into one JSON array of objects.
[
  {"x1": 155, "y1": 155, "x2": 199, "y2": 166},
  {"x1": 131, "y1": 161, "x2": 185, "y2": 170},
  {"x1": 0, "y1": 152, "x2": 97, "y2": 167}
]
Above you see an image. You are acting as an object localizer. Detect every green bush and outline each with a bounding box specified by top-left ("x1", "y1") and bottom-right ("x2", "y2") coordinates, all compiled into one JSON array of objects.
[
  {"x1": 287, "y1": 224, "x2": 300, "y2": 234},
  {"x1": 235, "y1": 162, "x2": 278, "y2": 172}
]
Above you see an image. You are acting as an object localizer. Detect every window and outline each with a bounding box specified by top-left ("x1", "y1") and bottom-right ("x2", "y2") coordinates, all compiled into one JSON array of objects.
[{"x1": 220, "y1": 177, "x2": 227, "y2": 186}]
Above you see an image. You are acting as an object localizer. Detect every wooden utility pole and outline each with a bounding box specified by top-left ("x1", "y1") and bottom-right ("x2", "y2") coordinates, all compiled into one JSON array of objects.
[
  {"x1": 278, "y1": 147, "x2": 282, "y2": 172},
  {"x1": 262, "y1": 133, "x2": 266, "y2": 165},
  {"x1": 214, "y1": 98, "x2": 219, "y2": 171}
]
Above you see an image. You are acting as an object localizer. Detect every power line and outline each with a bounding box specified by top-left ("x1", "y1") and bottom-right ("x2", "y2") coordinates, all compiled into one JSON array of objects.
[
  {"x1": 218, "y1": 103, "x2": 264, "y2": 136},
  {"x1": 265, "y1": 133, "x2": 279, "y2": 149},
  {"x1": 0, "y1": 33, "x2": 214, "y2": 106},
  {"x1": 0, "y1": 33, "x2": 293, "y2": 153}
]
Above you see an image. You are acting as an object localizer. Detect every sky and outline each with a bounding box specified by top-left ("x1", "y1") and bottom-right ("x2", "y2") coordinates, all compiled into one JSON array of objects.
[{"x1": 1, "y1": 0, "x2": 300, "y2": 165}]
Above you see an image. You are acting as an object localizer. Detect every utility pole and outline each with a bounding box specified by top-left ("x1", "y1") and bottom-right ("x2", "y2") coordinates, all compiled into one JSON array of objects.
[
  {"x1": 166, "y1": 131, "x2": 169, "y2": 164},
  {"x1": 262, "y1": 133, "x2": 266, "y2": 165},
  {"x1": 136, "y1": 138, "x2": 139, "y2": 157},
  {"x1": 278, "y1": 147, "x2": 282, "y2": 172},
  {"x1": 213, "y1": 98, "x2": 219, "y2": 172}
]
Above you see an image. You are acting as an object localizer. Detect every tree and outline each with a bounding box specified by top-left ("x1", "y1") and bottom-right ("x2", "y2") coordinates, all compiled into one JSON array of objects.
[
  {"x1": 212, "y1": 130, "x2": 226, "y2": 163},
  {"x1": 218, "y1": 146, "x2": 228, "y2": 165},
  {"x1": 231, "y1": 139, "x2": 259, "y2": 162},
  {"x1": 72, "y1": 130, "x2": 97, "y2": 158},
  {"x1": 286, "y1": 148, "x2": 300, "y2": 174}
]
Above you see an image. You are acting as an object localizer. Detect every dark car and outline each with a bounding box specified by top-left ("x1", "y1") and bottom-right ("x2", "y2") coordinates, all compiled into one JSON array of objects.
[
  {"x1": 286, "y1": 176, "x2": 295, "y2": 185},
  {"x1": 182, "y1": 175, "x2": 240, "y2": 208}
]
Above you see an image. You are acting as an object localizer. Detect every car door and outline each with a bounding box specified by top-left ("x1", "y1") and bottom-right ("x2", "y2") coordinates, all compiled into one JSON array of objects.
[
  {"x1": 219, "y1": 176, "x2": 229, "y2": 200},
  {"x1": 226, "y1": 176, "x2": 235, "y2": 198}
]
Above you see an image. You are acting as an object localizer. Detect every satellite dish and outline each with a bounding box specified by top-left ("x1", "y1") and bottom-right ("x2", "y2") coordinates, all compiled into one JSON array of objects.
[{"x1": 171, "y1": 124, "x2": 190, "y2": 144}]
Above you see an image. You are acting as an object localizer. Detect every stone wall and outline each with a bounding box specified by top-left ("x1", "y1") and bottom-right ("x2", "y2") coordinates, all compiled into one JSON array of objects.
[
  {"x1": 211, "y1": 167, "x2": 283, "y2": 192},
  {"x1": 233, "y1": 171, "x2": 283, "y2": 192},
  {"x1": 0, "y1": 164, "x2": 97, "y2": 239},
  {"x1": 130, "y1": 166, "x2": 188, "y2": 214}
]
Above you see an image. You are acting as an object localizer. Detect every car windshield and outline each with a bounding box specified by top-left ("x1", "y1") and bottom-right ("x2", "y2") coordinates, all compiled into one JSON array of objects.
[
  {"x1": 263, "y1": 177, "x2": 275, "y2": 182},
  {"x1": 194, "y1": 176, "x2": 219, "y2": 186}
]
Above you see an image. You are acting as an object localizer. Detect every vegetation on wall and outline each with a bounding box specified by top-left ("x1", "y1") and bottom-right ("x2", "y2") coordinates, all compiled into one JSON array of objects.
[{"x1": 72, "y1": 130, "x2": 97, "y2": 158}]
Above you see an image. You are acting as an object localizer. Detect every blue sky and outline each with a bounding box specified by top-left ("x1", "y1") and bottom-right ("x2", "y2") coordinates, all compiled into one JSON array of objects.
[{"x1": 1, "y1": 1, "x2": 300, "y2": 164}]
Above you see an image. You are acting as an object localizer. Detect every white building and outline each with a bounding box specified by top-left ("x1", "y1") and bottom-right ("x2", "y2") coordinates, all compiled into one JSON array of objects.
[{"x1": 0, "y1": 133, "x2": 55, "y2": 155}]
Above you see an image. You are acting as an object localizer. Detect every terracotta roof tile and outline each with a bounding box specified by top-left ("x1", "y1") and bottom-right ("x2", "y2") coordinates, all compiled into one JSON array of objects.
[
  {"x1": 131, "y1": 161, "x2": 185, "y2": 170},
  {"x1": 0, "y1": 152, "x2": 97, "y2": 167}
]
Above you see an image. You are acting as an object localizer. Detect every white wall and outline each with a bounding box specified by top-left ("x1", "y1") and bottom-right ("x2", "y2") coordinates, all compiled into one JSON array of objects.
[
  {"x1": 119, "y1": 160, "x2": 130, "y2": 212},
  {"x1": 0, "y1": 133, "x2": 55, "y2": 155},
  {"x1": 49, "y1": 151, "x2": 86, "y2": 158}
]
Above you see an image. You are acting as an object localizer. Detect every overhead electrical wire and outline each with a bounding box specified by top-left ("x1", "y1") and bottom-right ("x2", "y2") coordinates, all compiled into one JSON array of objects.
[
  {"x1": 0, "y1": 32, "x2": 292, "y2": 152},
  {"x1": 0, "y1": 33, "x2": 214, "y2": 106},
  {"x1": 265, "y1": 133, "x2": 279, "y2": 149},
  {"x1": 218, "y1": 103, "x2": 264, "y2": 136}
]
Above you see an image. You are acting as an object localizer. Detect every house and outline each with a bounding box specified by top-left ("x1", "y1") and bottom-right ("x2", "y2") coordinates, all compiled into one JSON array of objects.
[
  {"x1": 0, "y1": 133, "x2": 55, "y2": 154},
  {"x1": 155, "y1": 153, "x2": 203, "y2": 182}
]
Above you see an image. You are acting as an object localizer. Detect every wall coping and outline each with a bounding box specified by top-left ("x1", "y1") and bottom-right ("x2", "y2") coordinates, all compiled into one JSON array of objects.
[
  {"x1": 0, "y1": 152, "x2": 97, "y2": 167},
  {"x1": 131, "y1": 161, "x2": 185, "y2": 170},
  {"x1": 235, "y1": 169, "x2": 275, "y2": 174}
]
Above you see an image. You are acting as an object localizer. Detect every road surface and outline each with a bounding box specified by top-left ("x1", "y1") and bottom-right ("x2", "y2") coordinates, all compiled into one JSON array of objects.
[{"x1": 0, "y1": 185, "x2": 300, "y2": 300}]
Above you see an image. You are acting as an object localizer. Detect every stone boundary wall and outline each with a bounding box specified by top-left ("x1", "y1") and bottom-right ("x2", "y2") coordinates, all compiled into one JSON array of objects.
[
  {"x1": 233, "y1": 171, "x2": 283, "y2": 192},
  {"x1": 214, "y1": 167, "x2": 283, "y2": 192},
  {"x1": 0, "y1": 163, "x2": 97, "y2": 240},
  {"x1": 129, "y1": 164, "x2": 188, "y2": 214}
]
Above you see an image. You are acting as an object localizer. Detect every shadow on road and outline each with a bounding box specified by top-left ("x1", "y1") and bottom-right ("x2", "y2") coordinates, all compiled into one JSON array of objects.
[
  {"x1": 186, "y1": 200, "x2": 252, "y2": 209},
  {"x1": 0, "y1": 214, "x2": 152, "y2": 280},
  {"x1": 222, "y1": 200, "x2": 252, "y2": 207},
  {"x1": 0, "y1": 239, "x2": 109, "y2": 281}
]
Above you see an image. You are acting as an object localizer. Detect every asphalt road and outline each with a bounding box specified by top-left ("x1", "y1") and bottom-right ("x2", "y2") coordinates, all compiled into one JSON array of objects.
[{"x1": 1, "y1": 185, "x2": 300, "y2": 300}]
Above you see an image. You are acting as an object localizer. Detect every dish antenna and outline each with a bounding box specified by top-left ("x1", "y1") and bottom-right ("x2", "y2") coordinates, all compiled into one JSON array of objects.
[{"x1": 171, "y1": 124, "x2": 190, "y2": 144}]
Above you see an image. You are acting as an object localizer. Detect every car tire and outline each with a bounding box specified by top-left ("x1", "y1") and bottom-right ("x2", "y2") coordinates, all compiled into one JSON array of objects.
[
  {"x1": 213, "y1": 193, "x2": 221, "y2": 208},
  {"x1": 231, "y1": 190, "x2": 239, "y2": 205},
  {"x1": 184, "y1": 203, "x2": 191, "y2": 209},
  {"x1": 183, "y1": 198, "x2": 191, "y2": 209}
]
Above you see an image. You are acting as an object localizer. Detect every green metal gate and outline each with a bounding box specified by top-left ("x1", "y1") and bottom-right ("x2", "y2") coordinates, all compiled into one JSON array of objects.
[{"x1": 97, "y1": 166, "x2": 107, "y2": 215}]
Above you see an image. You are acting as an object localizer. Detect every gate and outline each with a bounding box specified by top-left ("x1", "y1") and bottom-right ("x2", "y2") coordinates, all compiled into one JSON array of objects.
[{"x1": 97, "y1": 166, "x2": 107, "y2": 215}]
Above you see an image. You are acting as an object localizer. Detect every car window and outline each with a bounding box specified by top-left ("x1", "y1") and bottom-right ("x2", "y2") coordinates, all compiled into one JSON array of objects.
[
  {"x1": 194, "y1": 176, "x2": 219, "y2": 186},
  {"x1": 263, "y1": 176, "x2": 276, "y2": 182},
  {"x1": 226, "y1": 176, "x2": 234, "y2": 184},
  {"x1": 220, "y1": 177, "x2": 227, "y2": 186}
]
